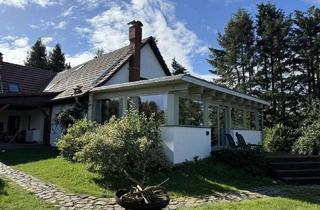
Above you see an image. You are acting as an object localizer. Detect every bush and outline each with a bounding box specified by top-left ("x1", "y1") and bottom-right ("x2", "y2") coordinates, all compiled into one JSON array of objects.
[
  {"x1": 263, "y1": 123, "x2": 297, "y2": 153},
  {"x1": 57, "y1": 119, "x2": 97, "y2": 161},
  {"x1": 292, "y1": 121, "x2": 320, "y2": 155},
  {"x1": 76, "y1": 110, "x2": 169, "y2": 184},
  {"x1": 211, "y1": 148, "x2": 270, "y2": 176}
]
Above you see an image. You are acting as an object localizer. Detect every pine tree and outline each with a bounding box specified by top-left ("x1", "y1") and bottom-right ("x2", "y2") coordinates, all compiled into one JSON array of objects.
[
  {"x1": 48, "y1": 44, "x2": 66, "y2": 72},
  {"x1": 171, "y1": 58, "x2": 188, "y2": 75},
  {"x1": 208, "y1": 9, "x2": 255, "y2": 93},
  {"x1": 255, "y1": 3, "x2": 292, "y2": 126},
  {"x1": 25, "y1": 38, "x2": 48, "y2": 69}
]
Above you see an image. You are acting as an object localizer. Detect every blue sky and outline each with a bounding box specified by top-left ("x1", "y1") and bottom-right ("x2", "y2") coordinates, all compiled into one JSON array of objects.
[{"x1": 0, "y1": 0, "x2": 317, "y2": 79}]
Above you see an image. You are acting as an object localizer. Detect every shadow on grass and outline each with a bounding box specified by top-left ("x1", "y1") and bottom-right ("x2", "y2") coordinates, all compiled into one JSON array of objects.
[
  {"x1": 93, "y1": 159, "x2": 274, "y2": 197},
  {"x1": 0, "y1": 147, "x2": 59, "y2": 166},
  {"x1": 0, "y1": 178, "x2": 7, "y2": 195}
]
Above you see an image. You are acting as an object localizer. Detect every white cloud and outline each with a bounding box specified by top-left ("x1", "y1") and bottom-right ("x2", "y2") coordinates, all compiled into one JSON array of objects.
[
  {"x1": 66, "y1": 51, "x2": 94, "y2": 67},
  {"x1": 0, "y1": 36, "x2": 30, "y2": 64},
  {"x1": 54, "y1": 21, "x2": 67, "y2": 29},
  {"x1": 61, "y1": 6, "x2": 74, "y2": 17},
  {"x1": 77, "y1": 0, "x2": 207, "y2": 76},
  {"x1": 42, "y1": 36, "x2": 53, "y2": 45},
  {"x1": 0, "y1": 0, "x2": 61, "y2": 8},
  {"x1": 30, "y1": 20, "x2": 67, "y2": 30}
]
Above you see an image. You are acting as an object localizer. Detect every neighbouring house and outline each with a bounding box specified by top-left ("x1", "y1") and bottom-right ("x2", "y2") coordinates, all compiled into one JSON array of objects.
[{"x1": 0, "y1": 21, "x2": 269, "y2": 163}]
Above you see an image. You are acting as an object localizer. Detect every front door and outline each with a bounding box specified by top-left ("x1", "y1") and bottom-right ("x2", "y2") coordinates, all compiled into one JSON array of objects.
[{"x1": 7, "y1": 116, "x2": 20, "y2": 135}]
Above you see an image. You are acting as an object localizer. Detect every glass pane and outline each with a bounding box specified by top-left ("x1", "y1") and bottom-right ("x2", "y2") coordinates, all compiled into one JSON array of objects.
[
  {"x1": 139, "y1": 95, "x2": 166, "y2": 124},
  {"x1": 8, "y1": 83, "x2": 19, "y2": 93},
  {"x1": 179, "y1": 97, "x2": 204, "y2": 126},
  {"x1": 219, "y1": 106, "x2": 227, "y2": 146},
  {"x1": 101, "y1": 98, "x2": 122, "y2": 123},
  {"x1": 208, "y1": 105, "x2": 218, "y2": 146}
]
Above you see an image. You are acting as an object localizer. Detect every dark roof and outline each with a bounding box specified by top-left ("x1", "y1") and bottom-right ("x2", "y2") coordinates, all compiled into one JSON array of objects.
[
  {"x1": 44, "y1": 36, "x2": 171, "y2": 100},
  {"x1": 0, "y1": 62, "x2": 56, "y2": 95}
]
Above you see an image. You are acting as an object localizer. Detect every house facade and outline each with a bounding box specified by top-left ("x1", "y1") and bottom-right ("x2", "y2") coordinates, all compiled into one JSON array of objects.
[{"x1": 0, "y1": 21, "x2": 269, "y2": 164}]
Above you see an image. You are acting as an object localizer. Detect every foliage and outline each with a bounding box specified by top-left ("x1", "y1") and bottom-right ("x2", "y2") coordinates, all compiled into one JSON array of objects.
[
  {"x1": 57, "y1": 119, "x2": 97, "y2": 161},
  {"x1": 263, "y1": 124, "x2": 298, "y2": 153},
  {"x1": 76, "y1": 110, "x2": 169, "y2": 184},
  {"x1": 208, "y1": 8, "x2": 254, "y2": 93},
  {"x1": 293, "y1": 121, "x2": 320, "y2": 155},
  {"x1": 48, "y1": 44, "x2": 66, "y2": 72},
  {"x1": 171, "y1": 58, "x2": 188, "y2": 75},
  {"x1": 207, "y1": 3, "x2": 320, "y2": 129},
  {"x1": 94, "y1": 48, "x2": 105, "y2": 58},
  {"x1": 211, "y1": 149, "x2": 270, "y2": 176},
  {"x1": 25, "y1": 38, "x2": 49, "y2": 70},
  {"x1": 56, "y1": 104, "x2": 86, "y2": 130}
]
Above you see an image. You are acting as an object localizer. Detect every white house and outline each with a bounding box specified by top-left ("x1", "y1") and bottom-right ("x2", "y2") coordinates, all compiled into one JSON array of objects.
[{"x1": 0, "y1": 21, "x2": 269, "y2": 164}]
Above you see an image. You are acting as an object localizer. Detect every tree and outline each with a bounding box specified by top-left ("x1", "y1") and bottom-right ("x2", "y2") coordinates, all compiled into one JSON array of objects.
[
  {"x1": 25, "y1": 38, "x2": 48, "y2": 69},
  {"x1": 208, "y1": 9, "x2": 255, "y2": 93},
  {"x1": 48, "y1": 44, "x2": 66, "y2": 72},
  {"x1": 94, "y1": 48, "x2": 104, "y2": 58},
  {"x1": 255, "y1": 3, "x2": 293, "y2": 126},
  {"x1": 171, "y1": 58, "x2": 188, "y2": 75}
]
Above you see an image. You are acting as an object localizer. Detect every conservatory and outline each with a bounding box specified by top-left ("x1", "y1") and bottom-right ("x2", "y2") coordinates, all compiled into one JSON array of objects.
[{"x1": 88, "y1": 74, "x2": 270, "y2": 164}]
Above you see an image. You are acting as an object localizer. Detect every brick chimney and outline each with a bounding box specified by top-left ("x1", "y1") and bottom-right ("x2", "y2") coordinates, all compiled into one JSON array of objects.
[{"x1": 128, "y1": 20, "x2": 143, "y2": 82}]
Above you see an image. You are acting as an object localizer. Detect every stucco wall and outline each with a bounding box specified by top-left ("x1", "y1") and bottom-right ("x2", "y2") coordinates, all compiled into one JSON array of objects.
[
  {"x1": 230, "y1": 129, "x2": 262, "y2": 145},
  {"x1": 104, "y1": 43, "x2": 167, "y2": 86},
  {"x1": 161, "y1": 126, "x2": 211, "y2": 164},
  {"x1": 0, "y1": 109, "x2": 46, "y2": 143},
  {"x1": 50, "y1": 104, "x2": 73, "y2": 146}
]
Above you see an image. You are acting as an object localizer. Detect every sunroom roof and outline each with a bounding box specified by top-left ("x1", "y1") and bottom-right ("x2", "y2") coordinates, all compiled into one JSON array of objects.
[{"x1": 90, "y1": 74, "x2": 270, "y2": 106}]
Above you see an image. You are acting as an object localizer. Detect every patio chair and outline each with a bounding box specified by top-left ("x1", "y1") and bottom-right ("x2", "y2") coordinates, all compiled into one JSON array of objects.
[
  {"x1": 225, "y1": 134, "x2": 239, "y2": 149},
  {"x1": 235, "y1": 132, "x2": 261, "y2": 150},
  {"x1": 7, "y1": 132, "x2": 19, "y2": 144}
]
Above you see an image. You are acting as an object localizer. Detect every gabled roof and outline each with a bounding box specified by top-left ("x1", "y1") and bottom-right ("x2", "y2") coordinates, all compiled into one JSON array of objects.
[
  {"x1": 0, "y1": 62, "x2": 56, "y2": 96},
  {"x1": 44, "y1": 36, "x2": 171, "y2": 100}
]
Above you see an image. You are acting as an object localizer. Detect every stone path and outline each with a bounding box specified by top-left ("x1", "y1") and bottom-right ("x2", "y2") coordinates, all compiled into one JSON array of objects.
[{"x1": 1, "y1": 161, "x2": 316, "y2": 210}]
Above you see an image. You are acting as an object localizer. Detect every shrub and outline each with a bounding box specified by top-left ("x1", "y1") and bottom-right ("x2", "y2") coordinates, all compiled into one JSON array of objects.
[
  {"x1": 56, "y1": 104, "x2": 86, "y2": 130},
  {"x1": 211, "y1": 148, "x2": 270, "y2": 176},
  {"x1": 292, "y1": 121, "x2": 320, "y2": 155},
  {"x1": 76, "y1": 110, "x2": 169, "y2": 184},
  {"x1": 57, "y1": 118, "x2": 98, "y2": 161},
  {"x1": 263, "y1": 123, "x2": 297, "y2": 153}
]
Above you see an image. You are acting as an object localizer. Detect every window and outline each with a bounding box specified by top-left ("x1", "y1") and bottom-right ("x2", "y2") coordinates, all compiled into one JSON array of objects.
[
  {"x1": 8, "y1": 83, "x2": 20, "y2": 93},
  {"x1": 179, "y1": 97, "x2": 204, "y2": 126},
  {"x1": 128, "y1": 95, "x2": 167, "y2": 124},
  {"x1": 101, "y1": 98, "x2": 123, "y2": 123}
]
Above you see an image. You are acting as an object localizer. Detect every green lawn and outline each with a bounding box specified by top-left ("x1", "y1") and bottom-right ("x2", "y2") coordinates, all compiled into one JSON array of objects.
[
  {"x1": 0, "y1": 147, "x2": 275, "y2": 198},
  {"x1": 185, "y1": 197, "x2": 320, "y2": 210},
  {"x1": 0, "y1": 178, "x2": 55, "y2": 210}
]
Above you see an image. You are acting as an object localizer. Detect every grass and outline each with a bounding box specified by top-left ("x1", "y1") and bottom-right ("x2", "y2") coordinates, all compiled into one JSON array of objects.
[
  {"x1": 185, "y1": 197, "x2": 320, "y2": 210},
  {"x1": 0, "y1": 147, "x2": 275, "y2": 198},
  {"x1": 0, "y1": 178, "x2": 55, "y2": 210}
]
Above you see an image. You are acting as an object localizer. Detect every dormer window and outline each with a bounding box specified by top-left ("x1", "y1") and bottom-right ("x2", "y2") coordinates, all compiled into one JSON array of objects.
[{"x1": 8, "y1": 83, "x2": 20, "y2": 93}]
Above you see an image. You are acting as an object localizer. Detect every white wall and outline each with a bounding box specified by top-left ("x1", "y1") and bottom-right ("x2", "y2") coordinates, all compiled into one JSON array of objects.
[
  {"x1": 230, "y1": 129, "x2": 262, "y2": 145},
  {"x1": 140, "y1": 43, "x2": 167, "y2": 79},
  {"x1": 0, "y1": 109, "x2": 46, "y2": 143},
  {"x1": 161, "y1": 126, "x2": 211, "y2": 164},
  {"x1": 104, "y1": 43, "x2": 167, "y2": 86},
  {"x1": 50, "y1": 104, "x2": 73, "y2": 146},
  {"x1": 105, "y1": 63, "x2": 129, "y2": 85}
]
